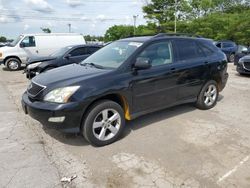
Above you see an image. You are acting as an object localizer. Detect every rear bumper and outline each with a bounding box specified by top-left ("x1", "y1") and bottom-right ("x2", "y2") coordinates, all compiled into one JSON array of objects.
[
  {"x1": 220, "y1": 72, "x2": 229, "y2": 91},
  {"x1": 22, "y1": 92, "x2": 85, "y2": 133}
]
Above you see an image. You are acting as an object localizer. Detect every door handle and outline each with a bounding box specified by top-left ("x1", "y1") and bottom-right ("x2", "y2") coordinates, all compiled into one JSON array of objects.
[{"x1": 36, "y1": 50, "x2": 39, "y2": 53}]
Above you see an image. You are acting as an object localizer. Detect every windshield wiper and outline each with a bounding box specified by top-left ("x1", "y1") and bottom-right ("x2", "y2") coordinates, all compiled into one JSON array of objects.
[{"x1": 81, "y1": 63, "x2": 104, "y2": 69}]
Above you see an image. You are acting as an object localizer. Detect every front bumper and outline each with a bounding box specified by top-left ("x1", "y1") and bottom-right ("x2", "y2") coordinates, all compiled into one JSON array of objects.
[
  {"x1": 0, "y1": 60, "x2": 4, "y2": 65},
  {"x1": 237, "y1": 64, "x2": 250, "y2": 75},
  {"x1": 22, "y1": 92, "x2": 84, "y2": 133}
]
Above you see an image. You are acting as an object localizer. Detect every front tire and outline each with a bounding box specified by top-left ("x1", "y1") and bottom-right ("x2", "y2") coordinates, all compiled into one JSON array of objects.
[
  {"x1": 6, "y1": 58, "x2": 21, "y2": 71},
  {"x1": 229, "y1": 54, "x2": 235, "y2": 62},
  {"x1": 82, "y1": 100, "x2": 125, "y2": 147},
  {"x1": 196, "y1": 80, "x2": 218, "y2": 110}
]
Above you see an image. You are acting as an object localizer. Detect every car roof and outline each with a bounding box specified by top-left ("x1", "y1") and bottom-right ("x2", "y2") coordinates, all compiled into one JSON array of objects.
[
  {"x1": 65, "y1": 44, "x2": 103, "y2": 48},
  {"x1": 119, "y1": 36, "x2": 153, "y2": 42},
  {"x1": 217, "y1": 40, "x2": 235, "y2": 43},
  {"x1": 119, "y1": 33, "x2": 209, "y2": 43}
]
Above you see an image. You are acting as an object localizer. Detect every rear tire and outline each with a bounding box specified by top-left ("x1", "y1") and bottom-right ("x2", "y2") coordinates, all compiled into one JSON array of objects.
[
  {"x1": 82, "y1": 100, "x2": 125, "y2": 147},
  {"x1": 196, "y1": 80, "x2": 218, "y2": 110},
  {"x1": 6, "y1": 58, "x2": 21, "y2": 71}
]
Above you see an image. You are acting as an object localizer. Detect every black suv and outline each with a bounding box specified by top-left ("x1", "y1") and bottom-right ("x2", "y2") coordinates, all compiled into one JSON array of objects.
[
  {"x1": 22, "y1": 34, "x2": 229, "y2": 146},
  {"x1": 25, "y1": 44, "x2": 102, "y2": 79}
]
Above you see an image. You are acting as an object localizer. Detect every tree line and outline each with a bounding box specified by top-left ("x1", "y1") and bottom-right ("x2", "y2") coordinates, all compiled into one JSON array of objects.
[{"x1": 104, "y1": 0, "x2": 250, "y2": 45}]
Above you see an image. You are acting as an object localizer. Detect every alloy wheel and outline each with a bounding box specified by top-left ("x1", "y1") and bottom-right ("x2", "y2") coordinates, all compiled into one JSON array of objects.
[
  {"x1": 8, "y1": 60, "x2": 19, "y2": 70},
  {"x1": 204, "y1": 84, "x2": 217, "y2": 106},
  {"x1": 92, "y1": 108, "x2": 121, "y2": 141}
]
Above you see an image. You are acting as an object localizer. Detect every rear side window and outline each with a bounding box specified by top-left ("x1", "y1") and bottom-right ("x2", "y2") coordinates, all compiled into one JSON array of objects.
[
  {"x1": 216, "y1": 43, "x2": 222, "y2": 48},
  {"x1": 223, "y1": 43, "x2": 234, "y2": 48},
  {"x1": 198, "y1": 42, "x2": 215, "y2": 56},
  {"x1": 69, "y1": 47, "x2": 87, "y2": 56},
  {"x1": 21, "y1": 36, "x2": 36, "y2": 47},
  {"x1": 87, "y1": 47, "x2": 100, "y2": 54},
  {"x1": 175, "y1": 39, "x2": 205, "y2": 61}
]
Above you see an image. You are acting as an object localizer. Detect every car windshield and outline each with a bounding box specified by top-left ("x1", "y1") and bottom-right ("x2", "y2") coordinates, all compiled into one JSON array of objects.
[
  {"x1": 9, "y1": 35, "x2": 24, "y2": 47},
  {"x1": 50, "y1": 46, "x2": 73, "y2": 57},
  {"x1": 80, "y1": 41, "x2": 143, "y2": 69}
]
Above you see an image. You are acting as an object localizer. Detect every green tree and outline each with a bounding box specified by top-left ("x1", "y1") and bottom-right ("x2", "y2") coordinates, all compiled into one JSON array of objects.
[
  {"x1": 40, "y1": 27, "x2": 51, "y2": 33},
  {"x1": 0, "y1": 36, "x2": 7, "y2": 42},
  {"x1": 104, "y1": 25, "x2": 134, "y2": 42}
]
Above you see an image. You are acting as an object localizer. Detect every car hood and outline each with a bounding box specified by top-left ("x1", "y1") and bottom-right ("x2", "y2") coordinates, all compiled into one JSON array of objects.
[
  {"x1": 0, "y1": 46, "x2": 17, "y2": 53},
  {"x1": 28, "y1": 56, "x2": 57, "y2": 64},
  {"x1": 241, "y1": 55, "x2": 250, "y2": 61},
  {"x1": 32, "y1": 64, "x2": 111, "y2": 87}
]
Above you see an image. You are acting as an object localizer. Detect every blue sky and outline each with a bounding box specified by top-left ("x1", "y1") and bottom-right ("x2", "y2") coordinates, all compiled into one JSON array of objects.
[{"x1": 0, "y1": 0, "x2": 147, "y2": 39}]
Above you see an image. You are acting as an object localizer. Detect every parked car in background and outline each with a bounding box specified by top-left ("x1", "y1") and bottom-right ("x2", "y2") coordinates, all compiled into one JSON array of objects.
[
  {"x1": 0, "y1": 43, "x2": 6, "y2": 47},
  {"x1": 22, "y1": 34, "x2": 228, "y2": 146},
  {"x1": 234, "y1": 45, "x2": 250, "y2": 65},
  {"x1": 237, "y1": 55, "x2": 250, "y2": 75},
  {"x1": 25, "y1": 44, "x2": 103, "y2": 79},
  {"x1": 0, "y1": 33, "x2": 86, "y2": 71},
  {"x1": 215, "y1": 40, "x2": 238, "y2": 62}
]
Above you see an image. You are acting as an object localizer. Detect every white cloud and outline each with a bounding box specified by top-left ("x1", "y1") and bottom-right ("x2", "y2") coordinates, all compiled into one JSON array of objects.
[
  {"x1": 0, "y1": 15, "x2": 21, "y2": 23},
  {"x1": 66, "y1": 0, "x2": 83, "y2": 8},
  {"x1": 24, "y1": 0, "x2": 53, "y2": 13},
  {"x1": 96, "y1": 14, "x2": 113, "y2": 22},
  {"x1": 24, "y1": 24, "x2": 30, "y2": 30}
]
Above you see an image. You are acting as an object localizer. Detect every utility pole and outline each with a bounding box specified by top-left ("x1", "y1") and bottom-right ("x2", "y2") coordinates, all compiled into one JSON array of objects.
[
  {"x1": 68, "y1": 23, "x2": 71, "y2": 33},
  {"x1": 133, "y1": 15, "x2": 138, "y2": 36},
  {"x1": 174, "y1": 0, "x2": 177, "y2": 33}
]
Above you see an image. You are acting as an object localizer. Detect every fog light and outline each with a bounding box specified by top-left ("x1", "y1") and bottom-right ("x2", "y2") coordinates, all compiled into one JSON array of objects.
[{"x1": 48, "y1": 116, "x2": 65, "y2": 123}]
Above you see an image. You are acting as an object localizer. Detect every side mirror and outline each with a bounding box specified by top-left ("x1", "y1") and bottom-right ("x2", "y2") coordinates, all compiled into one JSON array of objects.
[
  {"x1": 20, "y1": 43, "x2": 25, "y2": 48},
  {"x1": 134, "y1": 58, "x2": 151, "y2": 70},
  {"x1": 64, "y1": 54, "x2": 72, "y2": 59}
]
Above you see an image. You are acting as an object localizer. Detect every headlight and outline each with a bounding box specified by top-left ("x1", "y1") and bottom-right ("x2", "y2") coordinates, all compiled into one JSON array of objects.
[
  {"x1": 0, "y1": 52, "x2": 2, "y2": 58},
  {"x1": 44, "y1": 86, "x2": 80, "y2": 103},
  {"x1": 27, "y1": 62, "x2": 42, "y2": 69},
  {"x1": 238, "y1": 58, "x2": 244, "y2": 65}
]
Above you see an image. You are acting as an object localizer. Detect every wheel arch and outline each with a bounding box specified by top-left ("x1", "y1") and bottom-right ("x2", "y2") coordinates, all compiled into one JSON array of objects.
[
  {"x1": 4, "y1": 56, "x2": 22, "y2": 65},
  {"x1": 80, "y1": 93, "x2": 131, "y2": 131}
]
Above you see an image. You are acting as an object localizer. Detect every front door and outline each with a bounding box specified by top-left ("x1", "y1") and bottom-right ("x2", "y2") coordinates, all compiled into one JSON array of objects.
[
  {"x1": 131, "y1": 40, "x2": 179, "y2": 113},
  {"x1": 20, "y1": 36, "x2": 38, "y2": 58},
  {"x1": 65, "y1": 47, "x2": 89, "y2": 65}
]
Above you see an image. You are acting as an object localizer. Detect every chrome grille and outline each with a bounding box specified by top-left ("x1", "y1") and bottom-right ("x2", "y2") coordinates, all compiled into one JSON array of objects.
[
  {"x1": 27, "y1": 81, "x2": 46, "y2": 97},
  {"x1": 243, "y1": 62, "x2": 250, "y2": 71}
]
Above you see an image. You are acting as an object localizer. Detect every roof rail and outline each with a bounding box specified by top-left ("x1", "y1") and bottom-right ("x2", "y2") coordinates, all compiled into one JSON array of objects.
[{"x1": 153, "y1": 33, "x2": 203, "y2": 38}]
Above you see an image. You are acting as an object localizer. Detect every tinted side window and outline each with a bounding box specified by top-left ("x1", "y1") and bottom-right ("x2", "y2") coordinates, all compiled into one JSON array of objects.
[
  {"x1": 137, "y1": 41, "x2": 173, "y2": 67},
  {"x1": 21, "y1": 36, "x2": 36, "y2": 47},
  {"x1": 223, "y1": 43, "x2": 234, "y2": 48},
  {"x1": 216, "y1": 43, "x2": 222, "y2": 48},
  {"x1": 69, "y1": 47, "x2": 87, "y2": 56},
  {"x1": 175, "y1": 39, "x2": 205, "y2": 61},
  {"x1": 87, "y1": 47, "x2": 100, "y2": 54},
  {"x1": 198, "y1": 42, "x2": 215, "y2": 56}
]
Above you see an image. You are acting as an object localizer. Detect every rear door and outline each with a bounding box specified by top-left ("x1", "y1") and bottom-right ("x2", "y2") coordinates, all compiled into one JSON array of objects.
[
  {"x1": 172, "y1": 39, "x2": 209, "y2": 101},
  {"x1": 131, "y1": 40, "x2": 179, "y2": 113}
]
